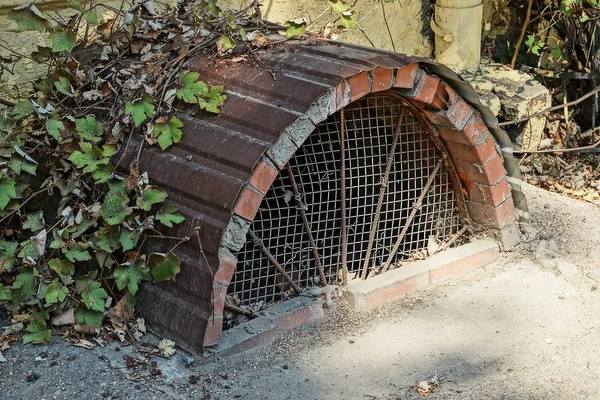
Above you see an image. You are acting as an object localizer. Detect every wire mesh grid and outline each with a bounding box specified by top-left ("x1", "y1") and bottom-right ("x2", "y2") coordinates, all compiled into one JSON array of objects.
[{"x1": 227, "y1": 93, "x2": 463, "y2": 310}]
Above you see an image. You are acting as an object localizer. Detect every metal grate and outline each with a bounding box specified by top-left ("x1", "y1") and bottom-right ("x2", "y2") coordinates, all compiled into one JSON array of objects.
[{"x1": 227, "y1": 93, "x2": 463, "y2": 311}]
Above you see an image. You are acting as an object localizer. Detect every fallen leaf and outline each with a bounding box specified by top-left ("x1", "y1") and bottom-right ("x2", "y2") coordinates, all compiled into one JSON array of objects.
[
  {"x1": 74, "y1": 339, "x2": 95, "y2": 349},
  {"x1": 51, "y1": 308, "x2": 75, "y2": 326},
  {"x1": 158, "y1": 338, "x2": 175, "y2": 358}
]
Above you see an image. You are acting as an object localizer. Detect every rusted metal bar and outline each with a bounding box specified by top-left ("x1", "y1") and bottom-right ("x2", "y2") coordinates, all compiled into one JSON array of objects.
[
  {"x1": 248, "y1": 229, "x2": 302, "y2": 294},
  {"x1": 339, "y1": 108, "x2": 349, "y2": 285},
  {"x1": 225, "y1": 302, "x2": 254, "y2": 317},
  {"x1": 360, "y1": 108, "x2": 406, "y2": 280},
  {"x1": 381, "y1": 157, "x2": 445, "y2": 273},
  {"x1": 285, "y1": 164, "x2": 328, "y2": 286},
  {"x1": 431, "y1": 225, "x2": 469, "y2": 256}
]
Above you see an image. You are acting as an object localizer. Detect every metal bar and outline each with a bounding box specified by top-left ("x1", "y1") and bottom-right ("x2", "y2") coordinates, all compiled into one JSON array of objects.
[
  {"x1": 339, "y1": 108, "x2": 349, "y2": 285},
  {"x1": 248, "y1": 229, "x2": 302, "y2": 294},
  {"x1": 360, "y1": 108, "x2": 406, "y2": 280},
  {"x1": 431, "y1": 225, "x2": 469, "y2": 255},
  {"x1": 225, "y1": 302, "x2": 254, "y2": 317},
  {"x1": 381, "y1": 157, "x2": 445, "y2": 273},
  {"x1": 285, "y1": 163, "x2": 328, "y2": 286}
]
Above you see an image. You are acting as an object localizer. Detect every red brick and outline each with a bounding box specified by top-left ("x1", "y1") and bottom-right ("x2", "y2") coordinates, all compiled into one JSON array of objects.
[
  {"x1": 276, "y1": 301, "x2": 324, "y2": 330},
  {"x1": 454, "y1": 154, "x2": 506, "y2": 186},
  {"x1": 248, "y1": 160, "x2": 278, "y2": 194},
  {"x1": 463, "y1": 114, "x2": 492, "y2": 146},
  {"x1": 332, "y1": 80, "x2": 351, "y2": 112},
  {"x1": 347, "y1": 71, "x2": 371, "y2": 102},
  {"x1": 423, "y1": 109, "x2": 454, "y2": 128},
  {"x1": 363, "y1": 272, "x2": 430, "y2": 311},
  {"x1": 411, "y1": 75, "x2": 440, "y2": 105},
  {"x1": 467, "y1": 198, "x2": 517, "y2": 229},
  {"x1": 445, "y1": 97, "x2": 474, "y2": 130},
  {"x1": 469, "y1": 178, "x2": 512, "y2": 207},
  {"x1": 371, "y1": 67, "x2": 394, "y2": 93},
  {"x1": 430, "y1": 83, "x2": 450, "y2": 110},
  {"x1": 215, "y1": 254, "x2": 237, "y2": 286},
  {"x1": 212, "y1": 285, "x2": 228, "y2": 316},
  {"x1": 492, "y1": 222, "x2": 521, "y2": 250},
  {"x1": 203, "y1": 316, "x2": 224, "y2": 347},
  {"x1": 429, "y1": 244, "x2": 500, "y2": 284},
  {"x1": 409, "y1": 99, "x2": 427, "y2": 109},
  {"x1": 232, "y1": 186, "x2": 264, "y2": 221},
  {"x1": 394, "y1": 63, "x2": 420, "y2": 89},
  {"x1": 441, "y1": 136, "x2": 497, "y2": 165}
]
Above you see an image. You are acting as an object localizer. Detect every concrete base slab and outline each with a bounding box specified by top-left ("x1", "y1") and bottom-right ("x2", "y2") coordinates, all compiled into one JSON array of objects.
[
  {"x1": 343, "y1": 239, "x2": 500, "y2": 311},
  {"x1": 208, "y1": 296, "x2": 324, "y2": 359}
]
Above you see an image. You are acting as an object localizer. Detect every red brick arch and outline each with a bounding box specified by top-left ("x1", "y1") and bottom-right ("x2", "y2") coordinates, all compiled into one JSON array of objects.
[
  {"x1": 206, "y1": 62, "x2": 520, "y2": 346},
  {"x1": 131, "y1": 43, "x2": 526, "y2": 353}
]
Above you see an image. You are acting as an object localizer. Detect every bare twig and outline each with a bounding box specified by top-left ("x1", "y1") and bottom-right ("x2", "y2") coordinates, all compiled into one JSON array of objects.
[
  {"x1": 0, "y1": 97, "x2": 15, "y2": 107},
  {"x1": 381, "y1": 0, "x2": 396, "y2": 52},
  {"x1": 225, "y1": 302, "x2": 254, "y2": 317},
  {"x1": 510, "y1": 0, "x2": 534, "y2": 69},
  {"x1": 499, "y1": 85, "x2": 600, "y2": 126},
  {"x1": 513, "y1": 134, "x2": 600, "y2": 154}
]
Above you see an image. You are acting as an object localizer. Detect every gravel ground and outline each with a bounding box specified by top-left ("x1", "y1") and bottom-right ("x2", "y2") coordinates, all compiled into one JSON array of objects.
[{"x1": 2, "y1": 183, "x2": 600, "y2": 399}]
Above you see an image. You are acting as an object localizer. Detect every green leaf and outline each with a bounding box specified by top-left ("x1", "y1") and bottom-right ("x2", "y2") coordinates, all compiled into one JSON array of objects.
[
  {"x1": 92, "y1": 164, "x2": 114, "y2": 183},
  {"x1": 149, "y1": 252, "x2": 181, "y2": 282},
  {"x1": 68, "y1": 142, "x2": 115, "y2": 173},
  {"x1": 12, "y1": 267, "x2": 36, "y2": 297},
  {"x1": 54, "y1": 77, "x2": 77, "y2": 97},
  {"x1": 44, "y1": 281, "x2": 67, "y2": 304},
  {"x1": 154, "y1": 116, "x2": 184, "y2": 150},
  {"x1": 284, "y1": 18, "x2": 306, "y2": 38},
  {"x1": 67, "y1": 0, "x2": 84, "y2": 12},
  {"x1": 216, "y1": 34, "x2": 236, "y2": 52},
  {"x1": 81, "y1": 281, "x2": 108, "y2": 312},
  {"x1": 75, "y1": 116, "x2": 103, "y2": 142},
  {"x1": 176, "y1": 72, "x2": 208, "y2": 104},
  {"x1": 49, "y1": 29, "x2": 76, "y2": 52},
  {"x1": 137, "y1": 187, "x2": 167, "y2": 211},
  {"x1": 18, "y1": 241, "x2": 39, "y2": 259},
  {"x1": 23, "y1": 211, "x2": 44, "y2": 231},
  {"x1": 91, "y1": 226, "x2": 121, "y2": 252},
  {"x1": 199, "y1": 86, "x2": 226, "y2": 113},
  {"x1": 48, "y1": 258, "x2": 75, "y2": 281},
  {"x1": 119, "y1": 228, "x2": 140, "y2": 251},
  {"x1": 23, "y1": 320, "x2": 51, "y2": 344},
  {"x1": 0, "y1": 176, "x2": 18, "y2": 210},
  {"x1": 46, "y1": 118, "x2": 64, "y2": 139},
  {"x1": 101, "y1": 190, "x2": 132, "y2": 225},
  {"x1": 0, "y1": 284, "x2": 12, "y2": 301},
  {"x1": 9, "y1": 154, "x2": 37, "y2": 175},
  {"x1": 125, "y1": 96, "x2": 154, "y2": 126},
  {"x1": 329, "y1": 0, "x2": 351, "y2": 13},
  {"x1": 156, "y1": 205, "x2": 185, "y2": 228},
  {"x1": 339, "y1": 10, "x2": 356, "y2": 29},
  {"x1": 8, "y1": 5, "x2": 49, "y2": 32},
  {"x1": 113, "y1": 260, "x2": 151, "y2": 295},
  {"x1": 11, "y1": 100, "x2": 35, "y2": 119},
  {"x1": 525, "y1": 34, "x2": 535, "y2": 48},
  {"x1": 84, "y1": 12, "x2": 100, "y2": 25},
  {"x1": 75, "y1": 307, "x2": 103, "y2": 327},
  {"x1": 0, "y1": 240, "x2": 18, "y2": 271},
  {"x1": 62, "y1": 242, "x2": 92, "y2": 262}
]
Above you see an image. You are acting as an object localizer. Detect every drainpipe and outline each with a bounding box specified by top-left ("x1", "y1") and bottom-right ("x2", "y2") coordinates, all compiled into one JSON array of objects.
[{"x1": 431, "y1": 0, "x2": 483, "y2": 72}]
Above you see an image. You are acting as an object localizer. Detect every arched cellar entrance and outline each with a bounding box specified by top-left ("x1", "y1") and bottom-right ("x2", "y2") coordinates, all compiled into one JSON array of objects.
[{"x1": 226, "y1": 92, "x2": 467, "y2": 321}]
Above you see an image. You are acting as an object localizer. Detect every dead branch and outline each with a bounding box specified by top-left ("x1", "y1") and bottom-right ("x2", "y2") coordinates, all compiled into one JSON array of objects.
[
  {"x1": 510, "y1": 0, "x2": 534, "y2": 69},
  {"x1": 513, "y1": 131, "x2": 600, "y2": 154},
  {"x1": 499, "y1": 85, "x2": 600, "y2": 127}
]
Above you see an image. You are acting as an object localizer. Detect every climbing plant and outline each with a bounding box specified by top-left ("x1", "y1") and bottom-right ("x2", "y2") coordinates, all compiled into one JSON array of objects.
[{"x1": 0, "y1": 0, "x2": 265, "y2": 342}]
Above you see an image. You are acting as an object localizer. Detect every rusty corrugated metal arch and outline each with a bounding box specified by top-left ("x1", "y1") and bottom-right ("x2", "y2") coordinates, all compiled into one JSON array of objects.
[{"x1": 130, "y1": 42, "x2": 526, "y2": 353}]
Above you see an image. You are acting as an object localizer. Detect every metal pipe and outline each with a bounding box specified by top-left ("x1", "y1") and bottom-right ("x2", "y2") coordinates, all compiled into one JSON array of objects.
[{"x1": 381, "y1": 157, "x2": 445, "y2": 273}]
